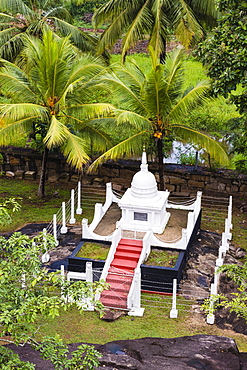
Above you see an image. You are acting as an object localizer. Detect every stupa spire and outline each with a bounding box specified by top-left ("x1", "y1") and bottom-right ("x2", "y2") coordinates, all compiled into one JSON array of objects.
[{"x1": 140, "y1": 146, "x2": 148, "y2": 172}]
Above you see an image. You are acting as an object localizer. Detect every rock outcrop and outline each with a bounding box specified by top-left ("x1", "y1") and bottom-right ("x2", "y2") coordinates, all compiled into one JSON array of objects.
[{"x1": 6, "y1": 335, "x2": 247, "y2": 370}]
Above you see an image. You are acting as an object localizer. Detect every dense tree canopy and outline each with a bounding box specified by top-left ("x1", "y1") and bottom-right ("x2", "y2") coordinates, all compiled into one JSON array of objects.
[{"x1": 197, "y1": 0, "x2": 247, "y2": 114}]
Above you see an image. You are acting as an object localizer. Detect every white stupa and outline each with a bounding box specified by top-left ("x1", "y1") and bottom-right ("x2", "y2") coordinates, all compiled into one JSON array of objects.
[{"x1": 117, "y1": 150, "x2": 170, "y2": 233}]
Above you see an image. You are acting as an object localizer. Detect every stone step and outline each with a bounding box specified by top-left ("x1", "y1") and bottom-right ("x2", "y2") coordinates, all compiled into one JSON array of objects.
[
  {"x1": 119, "y1": 238, "x2": 143, "y2": 247},
  {"x1": 111, "y1": 258, "x2": 137, "y2": 271},
  {"x1": 114, "y1": 251, "x2": 140, "y2": 260}
]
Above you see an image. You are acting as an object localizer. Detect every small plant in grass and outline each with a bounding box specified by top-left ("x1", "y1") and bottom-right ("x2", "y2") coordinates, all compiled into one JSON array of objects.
[
  {"x1": 76, "y1": 242, "x2": 110, "y2": 260},
  {"x1": 0, "y1": 197, "x2": 21, "y2": 226},
  {"x1": 145, "y1": 248, "x2": 179, "y2": 267},
  {"x1": 0, "y1": 346, "x2": 35, "y2": 370},
  {"x1": 33, "y1": 334, "x2": 101, "y2": 370}
]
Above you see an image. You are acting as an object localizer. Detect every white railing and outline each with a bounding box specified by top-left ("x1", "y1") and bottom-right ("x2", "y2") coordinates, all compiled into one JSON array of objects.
[
  {"x1": 99, "y1": 228, "x2": 122, "y2": 283},
  {"x1": 87, "y1": 183, "x2": 120, "y2": 234},
  {"x1": 127, "y1": 232, "x2": 153, "y2": 316},
  {"x1": 206, "y1": 196, "x2": 233, "y2": 324},
  {"x1": 60, "y1": 262, "x2": 94, "y2": 310}
]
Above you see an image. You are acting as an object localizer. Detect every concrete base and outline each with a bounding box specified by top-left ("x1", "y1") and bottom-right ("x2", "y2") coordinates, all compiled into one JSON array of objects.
[
  {"x1": 170, "y1": 309, "x2": 178, "y2": 318},
  {"x1": 128, "y1": 307, "x2": 145, "y2": 317},
  {"x1": 61, "y1": 226, "x2": 68, "y2": 234},
  {"x1": 207, "y1": 314, "x2": 215, "y2": 325}
]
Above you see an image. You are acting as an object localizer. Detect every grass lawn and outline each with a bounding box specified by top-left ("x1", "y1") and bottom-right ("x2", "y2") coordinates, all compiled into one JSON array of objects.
[{"x1": 37, "y1": 300, "x2": 247, "y2": 352}]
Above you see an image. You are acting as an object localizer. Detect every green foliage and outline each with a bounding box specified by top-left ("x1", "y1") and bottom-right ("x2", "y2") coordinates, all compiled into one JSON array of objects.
[
  {"x1": 197, "y1": 0, "x2": 247, "y2": 114},
  {"x1": 0, "y1": 346, "x2": 35, "y2": 370},
  {"x1": 183, "y1": 97, "x2": 240, "y2": 133},
  {"x1": 0, "y1": 231, "x2": 107, "y2": 344},
  {"x1": 0, "y1": 197, "x2": 21, "y2": 226},
  {"x1": 217, "y1": 260, "x2": 247, "y2": 321},
  {"x1": 227, "y1": 116, "x2": 247, "y2": 157},
  {"x1": 231, "y1": 154, "x2": 247, "y2": 174},
  {"x1": 202, "y1": 259, "x2": 247, "y2": 322},
  {"x1": 34, "y1": 335, "x2": 101, "y2": 370}
]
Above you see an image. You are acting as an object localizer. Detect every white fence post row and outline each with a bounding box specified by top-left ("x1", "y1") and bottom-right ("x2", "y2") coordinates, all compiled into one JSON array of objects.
[
  {"x1": 61, "y1": 202, "x2": 68, "y2": 234},
  {"x1": 76, "y1": 181, "x2": 82, "y2": 214},
  {"x1": 69, "y1": 189, "x2": 76, "y2": 224},
  {"x1": 170, "y1": 279, "x2": 178, "y2": 318}
]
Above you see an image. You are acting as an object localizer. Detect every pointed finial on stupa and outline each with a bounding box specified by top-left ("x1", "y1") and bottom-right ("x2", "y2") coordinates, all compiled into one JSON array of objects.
[{"x1": 140, "y1": 145, "x2": 148, "y2": 172}]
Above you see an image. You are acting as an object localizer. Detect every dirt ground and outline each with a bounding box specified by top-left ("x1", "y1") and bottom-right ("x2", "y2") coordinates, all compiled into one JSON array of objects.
[{"x1": 93, "y1": 203, "x2": 188, "y2": 241}]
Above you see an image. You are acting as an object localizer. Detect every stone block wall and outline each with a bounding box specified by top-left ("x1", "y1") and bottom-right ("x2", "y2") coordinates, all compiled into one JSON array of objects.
[{"x1": 1, "y1": 147, "x2": 247, "y2": 198}]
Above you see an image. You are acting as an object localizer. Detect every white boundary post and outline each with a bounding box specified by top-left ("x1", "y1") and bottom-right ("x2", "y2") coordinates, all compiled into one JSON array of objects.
[
  {"x1": 76, "y1": 181, "x2": 82, "y2": 214},
  {"x1": 170, "y1": 279, "x2": 178, "y2": 318},
  {"x1": 70, "y1": 189, "x2": 76, "y2": 224},
  {"x1": 41, "y1": 228, "x2": 50, "y2": 263},
  {"x1": 61, "y1": 202, "x2": 68, "y2": 234},
  {"x1": 86, "y1": 262, "x2": 94, "y2": 311},
  {"x1": 53, "y1": 214, "x2": 59, "y2": 246}
]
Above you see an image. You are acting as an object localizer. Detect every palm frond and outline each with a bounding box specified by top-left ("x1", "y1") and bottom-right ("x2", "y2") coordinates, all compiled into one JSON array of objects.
[
  {"x1": 99, "y1": 74, "x2": 148, "y2": 115},
  {"x1": 110, "y1": 61, "x2": 144, "y2": 95},
  {"x1": 121, "y1": 0, "x2": 152, "y2": 59},
  {"x1": 148, "y1": 0, "x2": 170, "y2": 58},
  {"x1": 96, "y1": 9, "x2": 130, "y2": 54},
  {"x1": 0, "y1": 0, "x2": 33, "y2": 16},
  {"x1": 0, "y1": 60, "x2": 36, "y2": 102},
  {"x1": 93, "y1": 0, "x2": 131, "y2": 28},
  {"x1": 88, "y1": 130, "x2": 148, "y2": 171},
  {"x1": 66, "y1": 103, "x2": 115, "y2": 121},
  {"x1": 175, "y1": 0, "x2": 203, "y2": 47},
  {"x1": 0, "y1": 115, "x2": 38, "y2": 145},
  {"x1": 0, "y1": 103, "x2": 47, "y2": 124},
  {"x1": 114, "y1": 109, "x2": 149, "y2": 129},
  {"x1": 43, "y1": 115, "x2": 68, "y2": 148},
  {"x1": 167, "y1": 80, "x2": 210, "y2": 121},
  {"x1": 163, "y1": 46, "x2": 185, "y2": 97},
  {"x1": 61, "y1": 132, "x2": 89, "y2": 169},
  {"x1": 51, "y1": 18, "x2": 98, "y2": 53},
  {"x1": 44, "y1": 7, "x2": 72, "y2": 23},
  {"x1": 172, "y1": 124, "x2": 229, "y2": 165},
  {"x1": 73, "y1": 119, "x2": 113, "y2": 152}
]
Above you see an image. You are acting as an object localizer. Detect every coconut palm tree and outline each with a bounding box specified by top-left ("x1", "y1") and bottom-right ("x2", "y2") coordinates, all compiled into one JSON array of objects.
[
  {"x1": 93, "y1": 0, "x2": 218, "y2": 61},
  {"x1": 0, "y1": 0, "x2": 98, "y2": 61},
  {"x1": 0, "y1": 29, "x2": 113, "y2": 197},
  {"x1": 88, "y1": 47, "x2": 228, "y2": 190}
]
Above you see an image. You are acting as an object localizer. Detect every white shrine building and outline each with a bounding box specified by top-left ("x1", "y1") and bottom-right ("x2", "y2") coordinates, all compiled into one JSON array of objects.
[{"x1": 117, "y1": 150, "x2": 170, "y2": 234}]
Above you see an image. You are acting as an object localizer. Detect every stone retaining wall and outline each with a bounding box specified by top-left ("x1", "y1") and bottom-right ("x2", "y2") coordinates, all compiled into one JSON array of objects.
[{"x1": 1, "y1": 147, "x2": 247, "y2": 197}]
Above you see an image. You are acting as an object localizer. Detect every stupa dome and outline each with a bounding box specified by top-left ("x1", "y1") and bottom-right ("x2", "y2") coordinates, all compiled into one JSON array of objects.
[{"x1": 130, "y1": 151, "x2": 160, "y2": 201}]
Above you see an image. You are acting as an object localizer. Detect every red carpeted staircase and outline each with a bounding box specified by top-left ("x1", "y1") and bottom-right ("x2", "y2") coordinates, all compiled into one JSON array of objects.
[{"x1": 100, "y1": 238, "x2": 143, "y2": 309}]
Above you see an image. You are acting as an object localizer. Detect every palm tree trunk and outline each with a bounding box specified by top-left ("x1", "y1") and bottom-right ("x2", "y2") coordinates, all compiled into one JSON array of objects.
[
  {"x1": 38, "y1": 147, "x2": 49, "y2": 198},
  {"x1": 157, "y1": 138, "x2": 165, "y2": 190},
  {"x1": 159, "y1": 35, "x2": 166, "y2": 64}
]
